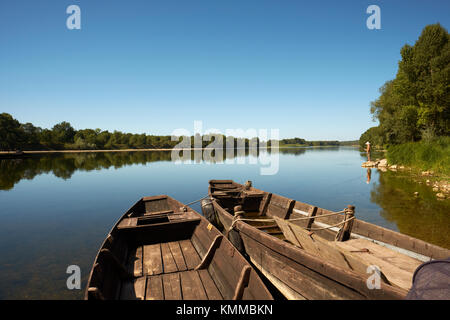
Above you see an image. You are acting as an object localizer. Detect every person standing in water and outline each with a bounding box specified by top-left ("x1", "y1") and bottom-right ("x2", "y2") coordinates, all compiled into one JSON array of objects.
[{"x1": 365, "y1": 141, "x2": 371, "y2": 162}]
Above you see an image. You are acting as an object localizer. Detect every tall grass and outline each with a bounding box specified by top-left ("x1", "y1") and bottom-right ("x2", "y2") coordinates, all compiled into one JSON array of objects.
[{"x1": 387, "y1": 137, "x2": 450, "y2": 175}]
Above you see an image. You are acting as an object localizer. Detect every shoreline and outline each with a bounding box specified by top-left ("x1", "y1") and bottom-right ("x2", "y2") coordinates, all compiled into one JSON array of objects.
[
  {"x1": 0, "y1": 145, "x2": 354, "y2": 155},
  {"x1": 362, "y1": 158, "x2": 450, "y2": 199}
]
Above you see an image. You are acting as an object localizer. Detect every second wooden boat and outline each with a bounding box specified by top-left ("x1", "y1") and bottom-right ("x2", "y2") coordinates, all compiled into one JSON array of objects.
[
  {"x1": 85, "y1": 195, "x2": 273, "y2": 300},
  {"x1": 204, "y1": 179, "x2": 450, "y2": 300}
]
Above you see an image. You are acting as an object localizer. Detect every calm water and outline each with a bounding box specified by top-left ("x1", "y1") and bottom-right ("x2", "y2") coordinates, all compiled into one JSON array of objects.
[{"x1": 0, "y1": 147, "x2": 449, "y2": 299}]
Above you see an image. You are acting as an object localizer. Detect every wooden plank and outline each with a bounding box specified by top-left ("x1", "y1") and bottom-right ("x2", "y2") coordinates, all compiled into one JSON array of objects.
[
  {"x1": 144, "y1": 198, "x2": 169, "y2": 213},
  {"x1": 274, "y1": 217, "x2": 352, "y2": 271},
  {"x1": 266, "y1": 195, "x2": 294, "y2": 219},
  {"x1": 180, "y1": 270, "x2": 208, "y2": 300},
  {"x1": 195, "y1": 235, "x2": 223, "y2": 270},
  {"x1": 179, "y1": 239, "x2": 201, "y2": 270},
  {"x1": 117, "y1": 218, "x2": 138, "y2": 229},
  {"x1": 255, "y1": 224, "x2": 279, "y2": 230},
  {"x1": 146, "y1": 275, "x2": 164, "y2": 300},
  {"x1": 120, "y1": 277, "x2": 146, "y2": 300},
  {"x1": 284, "y1": 199, "x2": 296, "y2": 219},
  {"x1": 346, "y1": 239, "x2": 421, "y2": 274},
  {"x1": 168, "y1": 241, "x2": 188, "y2": 271},
  {"x1": 127, "y1": 246, "x2": 143, "y2": 277},
  {"x1": 240, "y1": 232, "x2": 364, "y2": 300},
  {"x1": 232, "y1": 266, "x2": 251, "y2": 300},
  {"x1": 161, "y1": 242, "x2": 178, "y2": 273},
  {"x1": 142, "y1": 195, "x2": 168, "y2": 202},
  {"x1": 144, "y1": 210, "x2": 174, "y2": 216},
  {"x1": 279, "y1": 230, "x2": 394, "y2": 284},
  {"x1": 234, "y1": 213, "x2": 407, "y2": 299},
  {"x1": 162, "y1": 273, "x2": 182, "y2": 300},
  {"x1": 259, "y1": 193, "x2": 272, "y2": 217},
  {"x1": 143, "y1": 244, "x2": 163, "y2": 275},
  {"x1": 306, "y1": 206, "x2": 318, "y2": 229},
  {"x1": 334, "y1": 239, "x2": 419, "y2": 290},
  {"x1": 336, "y1": 206, "x2": 355, "y2": 241},
  {"x1": 197, "y1": 269, "x2": 223, "y2": 300}
]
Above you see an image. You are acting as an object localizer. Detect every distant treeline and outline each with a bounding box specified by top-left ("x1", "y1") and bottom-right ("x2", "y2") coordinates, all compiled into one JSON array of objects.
[
  {"x1": 360, "y1": 24, "x2": 449, "y2": 149},
  {"x1": 279, "y1": 137, "x2": 357, "y2": 147},
  {"x1": 0, "y1": 112, "x2": 354, "y2": 151}
]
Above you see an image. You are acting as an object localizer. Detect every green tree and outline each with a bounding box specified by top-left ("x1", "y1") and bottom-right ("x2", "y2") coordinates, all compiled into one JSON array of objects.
[
  {"x1": 368, "y1": 23, "x2": 449, "y2": 145},
  {"x1": 52, "y1": 121, "x2": 75, "y2": 148},
  {"x1": 0, "y1": 113, "x2": 26, "y2": 150}
]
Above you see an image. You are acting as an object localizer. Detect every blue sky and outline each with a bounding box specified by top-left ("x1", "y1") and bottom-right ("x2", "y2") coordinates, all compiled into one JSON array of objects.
[{"x1": 1, "y1": 0, "x2": 449, "y2": 140}]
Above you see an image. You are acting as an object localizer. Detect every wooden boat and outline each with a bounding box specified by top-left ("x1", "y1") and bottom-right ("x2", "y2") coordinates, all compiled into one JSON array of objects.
[
  {"x1": 85, "y1": 195, "x2": 273, "y2": 300},
  {"x1": 205, "y1": 180, "x2": 450, "y2": 300}
]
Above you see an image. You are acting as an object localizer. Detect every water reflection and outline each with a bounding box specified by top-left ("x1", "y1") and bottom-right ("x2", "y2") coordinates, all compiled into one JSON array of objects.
[
  {"x1": 366, "y1": 168, "x2": 372, "y2": 184},
  {"x1": 370, "y1": 170, "x2": 450, "y2": 248},
  {"x1": 0, "y1": 148, "x2": 308, "y2": 191}
]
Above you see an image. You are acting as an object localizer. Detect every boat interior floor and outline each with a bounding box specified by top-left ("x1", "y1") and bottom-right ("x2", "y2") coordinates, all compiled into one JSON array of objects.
[{"x1": 120, "y1": 239, "x2": 223, "y2": 300}]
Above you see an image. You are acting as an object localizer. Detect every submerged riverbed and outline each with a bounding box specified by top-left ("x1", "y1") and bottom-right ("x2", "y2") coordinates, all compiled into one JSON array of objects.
[{"x1": 0, "y1": 147, "x2": 449, "y2": 299}]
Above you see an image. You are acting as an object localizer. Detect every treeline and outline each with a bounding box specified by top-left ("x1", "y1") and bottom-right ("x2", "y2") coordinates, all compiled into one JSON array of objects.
[
  {"x1": 360, "y1": 24, "x2": 449, "y2": 148},
  {"x1": 0, "y1": 113, "x2": 181, "y2": 150},
  {"x1": 0, "y1": 113, "x2": 353, "y2": 151},
  {"x1": 278, "y1": 137, "x2": 354, "y2": 146},
  {"x1": 0, "y1": 113, "x2": 262, "y2": 151}
]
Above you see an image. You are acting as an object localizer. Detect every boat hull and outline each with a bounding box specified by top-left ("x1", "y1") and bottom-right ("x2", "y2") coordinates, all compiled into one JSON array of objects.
[{"x1": 211, "y1": 200, "x2": 406, "y2": 300}]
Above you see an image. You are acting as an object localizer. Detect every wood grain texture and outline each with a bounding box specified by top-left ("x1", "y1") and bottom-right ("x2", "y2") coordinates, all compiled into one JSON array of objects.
[{"x1": 143, "y1": 244, "x2": 163, "y2": 275}]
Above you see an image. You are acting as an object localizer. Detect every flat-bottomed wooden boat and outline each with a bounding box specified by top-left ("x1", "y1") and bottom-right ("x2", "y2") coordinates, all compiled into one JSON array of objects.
[
  {"x1": 205, "y1": 180, "x2": 450, "y2": 300},
  {"x1": 85, "y1": 195, "x2": 273, "y2": 300}
]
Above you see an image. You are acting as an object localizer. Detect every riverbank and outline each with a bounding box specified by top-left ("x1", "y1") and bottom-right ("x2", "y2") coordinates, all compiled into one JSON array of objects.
[
  {"x1": 386, "y1": 137, "x2": 450, "y2": 176},
  {"x1": 362, "y1": 158, "x2": 450, "y2": 200},
  {"x1": 361, "y1": 137, "x2": 450, "y2": 199}
]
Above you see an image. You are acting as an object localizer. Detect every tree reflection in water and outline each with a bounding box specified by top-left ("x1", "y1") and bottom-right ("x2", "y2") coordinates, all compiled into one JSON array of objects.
[
  {"x1": 370, "y1": 170, "x2": 450, "y2": 249},
  {"x1": 0, "y1": 148, "x2": 307, "y2": 191}
]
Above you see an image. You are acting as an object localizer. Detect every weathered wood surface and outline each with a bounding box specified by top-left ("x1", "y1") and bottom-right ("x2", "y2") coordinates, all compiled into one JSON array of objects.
[
  {"x1": 274, "y1": 217, "x2": 352, "y2": 270},
  {"x1": 168, "y1": 241, "x2": 188, "y2": 272},
  {"x1": 146, "y1": 275, "x2": 164, "y2": 300},
  {"x1": 85, "y1": 194, "x2": 272, "y2": 300},
  {"x1": 143, "y1": 244, "x2": 163, "y2": 275},
  {"x1": 210, "y1": 190, "x2": 407, "y2": 300},
  {"x1": 274, "y1": 217, "x2": 395, "y2": 282},
  {"x1": 197, "y1": 269, "x2": 223, "y2": 300},
  {"x1": 212, "y1": 179, "x2": 450, "y2": 260},
  {"x1": 292, "y1": 202, "x2": 449, "y2": 260},
  {"x1": 162, "y1": 273, "x2": 182, "y2": 300},
  {"x1": 208, "y1": 179, "x2": 450, "y2": 300},
  {"x1": 334, "y1": 238, "x2": 422, "y2": 290},
  {"x1": 180, "y1": 270, "x2": 208, "y2": 300}
]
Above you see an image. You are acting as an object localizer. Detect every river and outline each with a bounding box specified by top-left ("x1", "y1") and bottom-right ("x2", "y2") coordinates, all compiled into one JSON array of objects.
[{"x1": 0, "y1": 147, "x2": 448, "y2": 299}]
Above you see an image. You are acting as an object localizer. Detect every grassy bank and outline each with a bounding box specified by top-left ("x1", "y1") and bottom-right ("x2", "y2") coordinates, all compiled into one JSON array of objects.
[{"x1": 387, "y1": 137, "x2": 450, "y2": 175}]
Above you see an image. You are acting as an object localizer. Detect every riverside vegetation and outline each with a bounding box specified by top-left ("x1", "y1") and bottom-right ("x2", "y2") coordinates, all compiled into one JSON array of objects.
[
  {"x1": 359, "y1": 24, "x2": 449, "y2": 198},
  {"x1": 0, "y1": 113, "x2": 354, "y2": 152}
]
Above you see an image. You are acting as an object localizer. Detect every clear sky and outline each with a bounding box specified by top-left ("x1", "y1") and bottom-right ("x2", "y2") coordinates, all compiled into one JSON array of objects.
[{"x1": 1, "y1": 0, "x2": 449, "y2": 140}]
